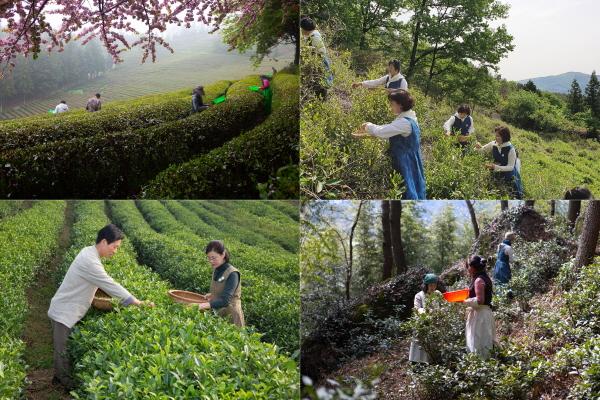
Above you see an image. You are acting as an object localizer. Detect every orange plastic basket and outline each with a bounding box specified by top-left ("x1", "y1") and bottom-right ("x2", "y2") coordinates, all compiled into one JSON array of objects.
[{"x1": 443, "y1": 289, "x2": 470, "y2": 303}]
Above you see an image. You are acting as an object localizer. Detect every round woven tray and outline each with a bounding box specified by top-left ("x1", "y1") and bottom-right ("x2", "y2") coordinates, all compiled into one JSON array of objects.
[
  {"x1": 92, "y1": 288, "x2": 113, "y2": 311},
  {"x1": 168, "y1": 290, "x2": 208, "y2": 304}
]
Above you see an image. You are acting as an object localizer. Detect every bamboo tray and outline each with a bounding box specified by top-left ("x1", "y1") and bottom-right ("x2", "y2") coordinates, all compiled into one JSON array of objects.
[
  {"x1": 92, "y1": 288, "x2": 113, "y2": 311},
  {"x1": 168, "y1": 290, "x2": 208, "y2": 304}
]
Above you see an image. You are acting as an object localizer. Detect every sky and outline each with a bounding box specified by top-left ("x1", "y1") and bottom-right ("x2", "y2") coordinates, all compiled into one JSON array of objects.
[{"x1": 497, "y1": 0, "x2": 600, "y2": 81}]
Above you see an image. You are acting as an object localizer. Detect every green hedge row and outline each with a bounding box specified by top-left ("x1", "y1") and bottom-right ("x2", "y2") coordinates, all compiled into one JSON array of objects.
[
  {"x1": 108, "y1": 200, "x2": 299, "y2": 353},
  {"x1": 192, "y1": 200, "x2": 299, "y2": 253},
  {"x1": 143, "y1": 74, "x2": 299, "y2": 199},
  {"x1": 138, "y1": 200, "x2": 299, "y2": 285},
  {"x1": 175, "y1": 200, "x2": 296, "y2": 255},
  {"x1": 0, "y1": 200, "x2": 24, "y2": 220},
  {"x1": 0, "y1": 76, "x2": 266, "y2": 198},
  {"x1": 0, "y1": 201, "x2": 65, "y2": 399},
  {"x1": 60, "y1": 201, "x2": 298, "y2": 399},
  {"x1": 0, "y1": 81, "x2": 232, "y2": 152}
]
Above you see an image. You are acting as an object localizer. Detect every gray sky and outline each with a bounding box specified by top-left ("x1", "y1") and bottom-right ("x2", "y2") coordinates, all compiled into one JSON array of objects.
[{"x1": 497, "y1": 0, "x2": 600, "y2": 81}]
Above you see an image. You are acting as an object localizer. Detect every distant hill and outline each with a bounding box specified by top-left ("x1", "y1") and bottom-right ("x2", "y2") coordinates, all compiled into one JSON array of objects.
[{"x1": 518, "y1": 72, "x2": 593, "y2": 94}]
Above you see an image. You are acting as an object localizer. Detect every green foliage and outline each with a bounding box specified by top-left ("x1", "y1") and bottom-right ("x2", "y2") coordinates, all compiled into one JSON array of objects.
[
  {"x1": 0, "y1": 200, "x2": 24, "y2": 220},
  {"x1": 258, "y1": 164, "x2": 300, "y2": 200},
  {"x1": 221, "y1": 0, "x2": 299, "y2": 65},
  {"x1": 108, "y1": 200, "x2": 299, "y2": 353},
  {"x1": 61, "y1": 201, "x2": 298, "y2": 399},
  {"x1": 585, "y1": 71, "x2": 600, "y2": 119},
  {"x1": 1, "y1": 76, "x2": 266, "y2": 198},
  {"x1": 568, "y1": 79, "x2": 585, "y2": 114},
  {"x1": 144, "y1": 73, "x2": 299, "y2": 199},
  {"x1": 500, "y1": 89, "x2": 576, "y2": 132},
  {"x1": 522, "y1": 80, "x2": 538, "y2": 94},
  {"x1": 0, "y1": 80, "x2": 232, "y2": 152},
  {"x1": 0, "y1": 201, "x2": 65, "y2": 398}
]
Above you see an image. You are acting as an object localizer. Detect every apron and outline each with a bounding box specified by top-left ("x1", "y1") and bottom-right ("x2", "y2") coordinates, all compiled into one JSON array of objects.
[
  {"x1": 466, "y1": 273, "x2": 495, "y2": 359},
  {"x1": 389, "y1": 117, "x2": 427, "y2": 200},
  {"x1": 493, "y1": 240, "x2": 512, "y2": 284},
  {"x1": 210, "y1": 265, "x2": 245, "y2": 327},
  {"x1": 409, "y1": 291, "x2": 433, "y2": 363},
  {"x1": 492, "y1": 144, "x2": 524, "y2": 199}
]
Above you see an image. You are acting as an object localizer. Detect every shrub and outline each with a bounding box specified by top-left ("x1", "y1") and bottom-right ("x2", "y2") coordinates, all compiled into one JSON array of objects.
[
  {"x1": 0, "y1": 201, "x2": 65, "y2": 398},
  {"x1": 143, "y1": 73, "x2": 299, "y2": 199},
  {"x1": 0, "y1": 76, "x2": 265, "y2": 198},
  {"x1": 501, "y1": 90, "x2": 575, "y2": 133},
  {"x1": 0, "y1": 80, "x2": 232, "y2": 152},
  {"x1": 61, "y1": 201, "x2": 299, "y2": 399}
]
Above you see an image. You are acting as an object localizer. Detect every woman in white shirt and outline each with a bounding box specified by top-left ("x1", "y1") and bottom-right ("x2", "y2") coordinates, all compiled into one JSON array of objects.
[
  {"x1": 475, "y1": 126, "x2": 524, "y2": 199},
  {"x1": 352, "y1": 59, "x2": 408, "y2": 92},
  {"x1": 409, "y1": 273, "x2": 442, "y2": 363},
  {"x1": 359, "y1": 90, "x2": 427, "y2": 199}
]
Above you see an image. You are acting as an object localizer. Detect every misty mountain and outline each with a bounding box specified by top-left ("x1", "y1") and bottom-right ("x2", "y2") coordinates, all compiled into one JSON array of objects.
[{"x1": 518, "y1": 72, "x2": 593, "y2": 94}]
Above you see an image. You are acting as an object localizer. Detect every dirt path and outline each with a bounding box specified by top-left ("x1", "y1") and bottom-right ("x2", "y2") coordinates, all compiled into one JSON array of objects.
[{"x1": 22, "y1": 201, "x2": 75, "y2": 400}]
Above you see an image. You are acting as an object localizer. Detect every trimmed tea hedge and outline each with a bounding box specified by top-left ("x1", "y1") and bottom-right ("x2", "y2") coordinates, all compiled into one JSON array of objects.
[
  {"x1": 0, "y1": 201, "x2": 65, "y2": 398},
  {"x1": 192, "y1": 200, "x2": 299, "y2": 253},
  {"x1": 109, "y1": 200, "x2": 299, "y2": 353},
  {"x1": 0, "y1": 80, "x2": 232, "y2": 152},
  {"x1": 0, "y1": 200, "x2": 24, "y2": 220},
  {"x1": 60, "y1": 201, "x2": 298, "y2": 399},
  {"x1": 0, "y1": 76, "x2": 266, "y2": 198},
  {"x1": 143, "y1": 73, "x2": 299, "y2": 199}
]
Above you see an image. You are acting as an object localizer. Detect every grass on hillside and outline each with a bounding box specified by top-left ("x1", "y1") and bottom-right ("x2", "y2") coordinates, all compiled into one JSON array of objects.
[{"x1": 300, "y1": 52, "x2": 600, "y2": 200}]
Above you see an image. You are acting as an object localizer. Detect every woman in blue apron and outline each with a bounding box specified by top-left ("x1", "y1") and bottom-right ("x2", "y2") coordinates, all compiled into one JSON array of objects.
[
  {"x1": 352, "y1": 59, "x2": 408, "y2": 92},
  {"x1": 475, "y1": 126, "x2": 524, "y2": 199},
  {"x1": 443, "y1": 104, "x2": 474, "y2": 149},
  {"x1": 360, "y1": 90, "x2": 427, "y2": 199}
]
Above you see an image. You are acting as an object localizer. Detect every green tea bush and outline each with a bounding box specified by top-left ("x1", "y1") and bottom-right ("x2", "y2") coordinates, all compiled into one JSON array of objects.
[
  {"x1": 173, "y1": 200, "x2": 299, "y2": 254},
  {"x1": 0, "y1": 200, "x2": 24, "y2": 220},
  {"x1": 61, "y1": 201, "x2": 299, "y2": 399},
  {"x1": 108, "y1": 200, "x2": 300, "y2": 353},
  {"x1": 0, "y1": 81, "x2": 232, "y2": 152},
  {"x1": 500, "y1": 90, "x2": 576, "y2": 133},
  {"x1": 0, "y1": 201, "x2": 65, "y2": 398},
  {"x1": 144, "y1": 73, "x2": 299, "y2": 199},
  {"x1": 0, "y1": 76, "x2": 265, "y2": 198},
  {"x1": 264, "y1": 200, "x2": 299, "y2": 222}
]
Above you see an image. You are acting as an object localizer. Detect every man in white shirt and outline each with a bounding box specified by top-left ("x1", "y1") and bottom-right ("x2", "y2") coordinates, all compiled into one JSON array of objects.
[
  {"x1": 54, "y1": 100, "x2": 69, "y2": 114},
  {"x1": 48, "y1": 224, "x2": 154, "y2": 388},
  {"x1": 352, "y1": 59, "x2": 408, "y2": 92}
]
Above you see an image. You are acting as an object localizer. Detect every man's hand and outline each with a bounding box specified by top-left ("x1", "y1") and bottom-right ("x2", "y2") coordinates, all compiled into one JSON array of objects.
[{"x1": 132, "y1": 298, "x2": 155, "y2": 307}]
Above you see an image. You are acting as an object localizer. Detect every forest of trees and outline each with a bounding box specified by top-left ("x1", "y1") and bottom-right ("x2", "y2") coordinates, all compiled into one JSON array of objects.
[
  {"x1": 301, "y1": 200, "x2": 600, "y2": 399},
  {"x1": 0, "y1": 40, "x2": 111, "y2": 108}
]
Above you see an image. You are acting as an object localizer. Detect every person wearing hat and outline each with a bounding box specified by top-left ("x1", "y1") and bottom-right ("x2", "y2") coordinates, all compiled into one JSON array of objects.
[
  {"x1": 463, "y1": 255, "x2": 495, "y2": 359},
  {"x1": 409, "y1": 273, "x2": 442, "y2": 363}
]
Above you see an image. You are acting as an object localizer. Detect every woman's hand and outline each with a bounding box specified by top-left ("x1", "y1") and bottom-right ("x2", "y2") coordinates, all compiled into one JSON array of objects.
[
  {"x1": 198, "y1": 302, "x2": 211, "y2": 310},
  {"x1": 474, "y1": 142, "x2": 482, "y2": 149},
  {"x1": 205, "y1": 293, "x2": 213, "y2": 301},
  {"x1": 485, "y1": 163, "x2": 495, "y2": 170},
  {"x1": 352, "y1": 82, "x2": 361, "y2": 88},
  {"x1": 133, "y1": 298, "x2": 155, "y2": 307}
]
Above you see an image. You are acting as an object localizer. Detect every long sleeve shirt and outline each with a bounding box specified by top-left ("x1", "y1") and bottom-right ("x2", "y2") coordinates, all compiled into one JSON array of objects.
[
  {"x1": 477, "y1": 141, "x2": 521, "y2": 173},
  {"x1": 306, "y1": 31, "x2": 329, "y2": 58},
  {"x1": 499, "y1": 243, "x2": 515, "y2": 263},
  {"x1": 360, "y1": 73, "x2": 408, "y2": 90},
  {"x1": 365, "y1": 110, "x2": 418, "y2": 139},
  {"x1": 54, "y1": 103, "x2": 69, "y2": 113},
  {"x1": 443, "y1": 113, "x2": 475, "y2": 134},
  {"x1": 209, "y1": 262, "x2": 240, "y2": 309},
  {"x1": 48, "y1": 245, "x2": 135, "y2": 328}
]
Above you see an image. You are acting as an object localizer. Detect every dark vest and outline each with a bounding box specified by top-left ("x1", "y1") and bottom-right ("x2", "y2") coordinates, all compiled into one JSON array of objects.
[
  {"x1": 469, "y1": 272, "x2": 493, "y2": 307},
  {"x1": 452, "y1": 115, "x2": 472, "y2": 135},
  {"x1": 385, "y1": 75, "x2": 405, "y2": 89}
]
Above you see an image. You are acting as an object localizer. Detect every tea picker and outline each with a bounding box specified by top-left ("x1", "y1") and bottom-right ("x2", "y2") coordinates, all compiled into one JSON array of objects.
[
  {"x1": 409, "y1": 273, "x2": 442, "y2": 364},
  {"x1": 493, "y1": 232, "x2": 516, "y2": 300},
  {"x1": 47, "y1": 224, "x2": 155, "y2": 389}
]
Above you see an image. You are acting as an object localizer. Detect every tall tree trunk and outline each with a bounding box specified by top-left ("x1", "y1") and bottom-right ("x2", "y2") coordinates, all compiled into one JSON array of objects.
[
  {"x1": 568, "y1": 200, "x2": 582, "y2": 231},
  {"x1": 574, "y1": 201, "x2": 600, "y2": 269},
  {"x1": 424, "y1": 44, "x2": 438, "y2": 96},
  {"x1": 407, "y1": 0, "x2": 428, "y2": 79},
  {"x1": 550, "y1": 200, "x2": 556, "y2": 216},
  {"x1": 525, "y1": 200, "x2": 535, "y2": 208},
  {"x1": 501, "y1": 200, "x2": 509, "y2": 211},
  {"x1": 346, "y1": 201, "x2": 364, "y2": 300},
  {"x1": 382, "y1": 201, "x2": 393, "y2": 280},
  {"x1": 294, "y1": 32, "x2": 300, "y2": 65},
  {"x1": 465, "y1": 200, "x2": 480, "y2": 239},
  {"x1": 390, "y1": 201, "x2": 407, "y2": 275}
]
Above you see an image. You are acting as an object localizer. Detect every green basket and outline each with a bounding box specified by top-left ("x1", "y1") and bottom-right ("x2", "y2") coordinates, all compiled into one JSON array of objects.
[{"x1": 212, "y1": 95, "x2": 226, "y2": 105}]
